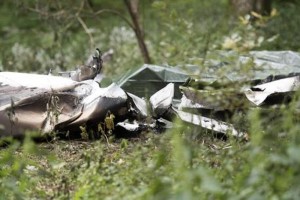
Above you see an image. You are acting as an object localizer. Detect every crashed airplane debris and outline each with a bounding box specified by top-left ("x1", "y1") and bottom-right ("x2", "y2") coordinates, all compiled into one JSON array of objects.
[
  {"x1": 118, "y1": 64, "x2": 189, "y2": 99},
  {"x1": 181, "y1": 51, "x2": 300, "y2": 108},
  {"x1": 0, "y1": 72, "x2": 128, "y2": 137},
  {"x1": 0, "y1": 50, "x2": 299, "y2": 139},
  {"x1": 245, "y1": 75, "x2": 300, "y2": 106},
  {"x1": 177, "y1": 51, "x2": 300, "y2": 138},
  {"x1": 0, "y1": 71, "x2": 238, "y2": 138}
]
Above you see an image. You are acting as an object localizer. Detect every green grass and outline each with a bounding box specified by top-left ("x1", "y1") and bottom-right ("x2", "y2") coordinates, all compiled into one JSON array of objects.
[
  {"x1": 1, "y1": 110, "x2": 300, "y2": 199},
  {"x1": 1, "y1": 0, "x2": 300, "y2": 199}
]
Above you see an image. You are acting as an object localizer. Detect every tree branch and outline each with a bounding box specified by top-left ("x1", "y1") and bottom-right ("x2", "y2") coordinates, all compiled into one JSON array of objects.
[
  {"x1": 93, "y1": 9, "x2": 136, "y2": 31},
  {"x1": 123, "y1": 0, "x2": 152, "y2": 64},
  {"x1": 76, "y1": 15, "x2": 95, "y2": 49}
]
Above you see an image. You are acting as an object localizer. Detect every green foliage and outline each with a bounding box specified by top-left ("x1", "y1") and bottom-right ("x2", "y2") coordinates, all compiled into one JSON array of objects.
[
  {"x1": 263, "y1": 1, "x2": 300, "y2": 51},
  {"x1": 1, "y1": 0, "x2": 299, "y2": 74},
  {"x1": 79, "y1": 126, "x2": 89, "y2": 141},
  {"x1": 1, "y1": 101, "x2": 300, "y2": 199},
  {"x1": 1, "y1": 0, "x2": 300, "y2": 199},
  {"x1": 0, "y1": 135, "x2": 54, "y2": 199},
  {"x1": 2, "y1": 98, "x2": 300, "y2": 199}
]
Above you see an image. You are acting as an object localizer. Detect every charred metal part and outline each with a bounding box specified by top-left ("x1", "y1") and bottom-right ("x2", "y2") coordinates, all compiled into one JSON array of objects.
[
  {"x1": 152, "y1": 118, "x2": 174, "y2": 133},
  {"x1": 115, "y1": 120, "x2": 147, "y2": 137},
  {"x1": 59, "y1": 49, "x2": 114, "y2": 82},
  {"x1": 71, "y1": 48, "x2": 103, "y2": 82}
]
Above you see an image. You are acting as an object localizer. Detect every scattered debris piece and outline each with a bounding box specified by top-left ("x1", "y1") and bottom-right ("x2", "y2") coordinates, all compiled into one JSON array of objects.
[
  {"x1": 118, "y1": 64, "x2": 189, "y2": 99},
  {"x1": 150, "y1": 83, "x2": 176, "y2": 120},
  {"x1": 177, "y1": 110, "x2": 245, "y2": 137}
]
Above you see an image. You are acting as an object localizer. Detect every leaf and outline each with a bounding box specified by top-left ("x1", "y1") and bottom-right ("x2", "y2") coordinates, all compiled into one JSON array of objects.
[
  {"x1": 251, "y1": 11, "x2": 263, "y2": 19},
  {"x1": 105, "y1": 114, "x2": 115, "y2": 131}
]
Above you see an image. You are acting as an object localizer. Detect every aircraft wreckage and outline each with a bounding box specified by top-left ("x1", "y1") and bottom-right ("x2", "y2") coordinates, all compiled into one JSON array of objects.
[{"x1": 1, "y1": 50, "x2": 300, "y2": 139}]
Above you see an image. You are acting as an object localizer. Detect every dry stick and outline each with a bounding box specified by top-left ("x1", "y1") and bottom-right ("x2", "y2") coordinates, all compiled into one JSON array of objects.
[
  {"x1": 27, "y1": 7, "x2": 67, "y2": 18},
  {"x1": 124, "y1": 0, "x2": 152, "y2": 64},
  {"x1": 93, "y1": 7, "x2": 152, "y2": 63},
  {"x1": 100, "y1": 122, "x2": 110, "y2": 148},
  {"x1": 103, "y1": 132, "x2": 110, "y2": 148},
  {"x1": 85, "y1": 0, "x2": 95, "y2": 11}
]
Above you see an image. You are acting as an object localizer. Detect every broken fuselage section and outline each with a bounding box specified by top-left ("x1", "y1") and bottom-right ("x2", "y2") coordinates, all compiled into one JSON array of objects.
[{"x1": 0, "y1": 72, "x2": 131, "y2": 137}]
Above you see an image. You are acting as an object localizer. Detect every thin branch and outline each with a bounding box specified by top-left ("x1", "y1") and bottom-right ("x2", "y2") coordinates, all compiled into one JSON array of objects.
[
  {"x1": 76, "y1": 0, "x2": 85, "y2": 16},
  {"x1": 75, "y1": 0, "x2": 96, "y2": 49},
  {"x1": 27, "y1": 7, "x2": 69, "y2": 19},
  {"x1": 103, "y1": 132, "x2": 110, "y2": 148},
  {"x1": 76, "y1": 15, "x2": 94, "y2": 49},
  {"x1": 85, "y1": 0, "x2": 95, "y2": 12},
  {"x1": 94, "y1": 9, "x2": 136, "y2": 31}
]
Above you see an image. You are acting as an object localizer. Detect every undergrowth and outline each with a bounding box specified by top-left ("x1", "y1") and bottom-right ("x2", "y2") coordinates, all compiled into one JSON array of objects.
[
  {"x1": 1, "y1": 97, "x2": 300, "y2": 199},
  {"x1": 0, "y1": 0, "x2": 300, "y2": 199}
]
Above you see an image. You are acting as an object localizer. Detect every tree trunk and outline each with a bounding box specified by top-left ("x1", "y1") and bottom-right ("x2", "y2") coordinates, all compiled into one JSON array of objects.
[
  {"x1": 230, "y1": 0, "x2": 272, "y2": 16},
  {"x1": 124, "y1": 0, "x2": 152, "y2": 64}
]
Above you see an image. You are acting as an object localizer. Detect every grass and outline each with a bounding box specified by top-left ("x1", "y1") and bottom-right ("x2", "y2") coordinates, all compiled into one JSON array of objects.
[
  {"x1": 1, "y1": 106, "x2": 300, "y2": 199},
  {"x1": 1, "y1": 130, "x2": 232, "y2": 199},
  {"x1": 1, "y1": 0, "x2": 300, "y2": 199}
]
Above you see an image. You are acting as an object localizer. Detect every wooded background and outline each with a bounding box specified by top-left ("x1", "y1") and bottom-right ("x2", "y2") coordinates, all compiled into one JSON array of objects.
[{"x1": 0, "y1": 0, "x2": 299, "y2": 78}]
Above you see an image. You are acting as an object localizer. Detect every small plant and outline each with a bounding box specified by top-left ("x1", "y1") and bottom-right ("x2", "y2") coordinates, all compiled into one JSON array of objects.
[
  {"x1": 45, "y1": 94, "x2": 61, "y2": 133},
  {"x1": 6, "y1": 98, "x2": 16, "y2": 135},
  {"x1": 104, "y1": 110, "x2": 115, "y2": 135},
  {"x1": 79, "y1": 125, "x2": 89, "y2": 141}
]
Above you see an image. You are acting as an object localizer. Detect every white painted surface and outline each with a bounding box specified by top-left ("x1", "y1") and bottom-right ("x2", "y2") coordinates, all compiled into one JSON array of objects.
[
  {"x1": 150, "y1": 83, "x2": 174, "y2": 110},
  {"x1": 0, "y1": 72, "x2": 76, "y2": 90},
  {"x1": 178, "y1": 110, "x2": 244, "y2": 137},
  {"x1": 245, "y1": 76, "x2": 300, "y2": 105}
]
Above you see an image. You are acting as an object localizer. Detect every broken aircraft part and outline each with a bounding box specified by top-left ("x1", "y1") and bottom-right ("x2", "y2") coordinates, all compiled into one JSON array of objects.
[
  {"x1": 0, "y1": 72, "x2": 177, "y2": 138},
  {"x1": 150, "y1": 83, "x2": 175, "y2": 118},
  {"x1": 1, "y1": 51, "x2": 299, "y2": 139},
  {"x1": 71, "y1": 48, "x2": 103, "y2": 82},
  {"x1": 116, "y1": 120, "x2": 140, "y2": 132},
  {"x1": 127, "y1": 92, "x2": 148, "y2": 118},
  {"x1": 0, "y1": 72, "x2": 129, "y2": 137},
  {"x1": 245, "y1": 75, "x2": 300, "y2": 106},
  {"x1": 177, "y1": 110, "x2": 245, "y2": 137},
  {"x1": 118, "y1": 64, "x2": 189, "y2": 99}
]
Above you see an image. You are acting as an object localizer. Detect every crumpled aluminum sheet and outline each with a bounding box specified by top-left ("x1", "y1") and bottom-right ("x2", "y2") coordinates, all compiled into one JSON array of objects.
[
  {"x1": 0, "y1": 72, "x2": 247, "y2": 138},
  {"x1": 177, "y1": 110, "x2": 245, "y2": 137},
  {"x1": 0, "y1": 72, "x2": 129, "y2": 137},
  {"x1": 176, "y1": 51, "x2": 300, "y2": 138},
  {"x1": 180, "y1": 51, "x2": 300, "y2": 108},
  {"x1": 185, "y1": 50, "x2": 300, "y2": 83},
  {"x1": 245, "y1": 76, "x2": 300, "y2": 106}
]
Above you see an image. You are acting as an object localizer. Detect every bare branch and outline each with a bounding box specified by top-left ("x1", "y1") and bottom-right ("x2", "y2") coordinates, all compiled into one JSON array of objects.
[
  {"x1": 94, "y1": 9, "x2": 135, "y2": 31},
  {"x1": 76, "y1": 15, "x2": 94, "y2": 49}
]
